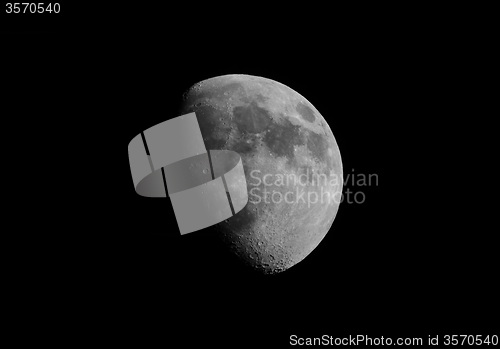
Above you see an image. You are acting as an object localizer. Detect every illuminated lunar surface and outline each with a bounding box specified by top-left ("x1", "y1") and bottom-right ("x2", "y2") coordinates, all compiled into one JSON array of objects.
[{"x1": 180, "y1": 74, "x2": 342, "y2": 274}]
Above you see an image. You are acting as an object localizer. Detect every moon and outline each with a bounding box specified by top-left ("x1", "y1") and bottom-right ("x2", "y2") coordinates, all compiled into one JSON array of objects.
[{"x1": 179, "y1": 74, "x2": 343, "y2": 274}]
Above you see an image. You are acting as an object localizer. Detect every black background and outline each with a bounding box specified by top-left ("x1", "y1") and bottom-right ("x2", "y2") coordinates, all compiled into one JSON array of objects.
[{"x1": 3, "y1": 2, "x2": 498, "y2": 346}]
